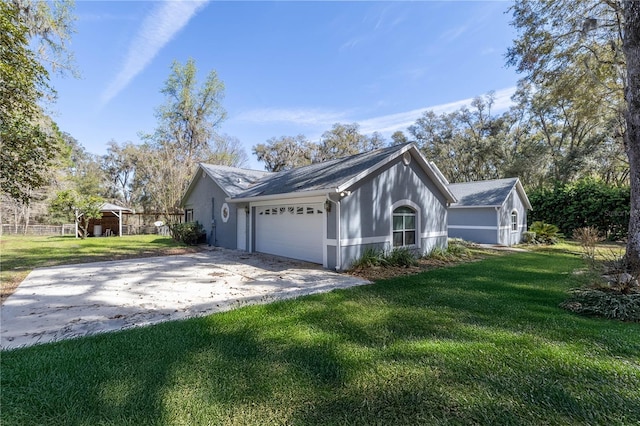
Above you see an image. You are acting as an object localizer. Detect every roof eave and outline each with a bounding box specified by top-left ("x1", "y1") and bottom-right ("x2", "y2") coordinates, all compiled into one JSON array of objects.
[
  {"x1": 226, "y1": 188, "x2": 337, "y2": 203},
  {"x1": 449, "y1": 204, "x2": 502, "y2": 209}
]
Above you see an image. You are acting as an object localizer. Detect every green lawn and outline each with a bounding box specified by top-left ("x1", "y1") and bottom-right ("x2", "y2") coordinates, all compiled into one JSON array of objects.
[
  {"x1": 2, "y1": 248, "x2": 639, "y2": 425},
  {"x1": 0, "y1": 235, "x2": 189, "y2": 301}
]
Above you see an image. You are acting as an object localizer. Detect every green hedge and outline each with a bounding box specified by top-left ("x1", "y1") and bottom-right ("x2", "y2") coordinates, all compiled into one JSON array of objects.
[
  {"x1": 172, "y1": 221, "x2": 206, "y2": 245},
  {"x1": 528, "y1": 179, "x2": 629, "y2": 241}
]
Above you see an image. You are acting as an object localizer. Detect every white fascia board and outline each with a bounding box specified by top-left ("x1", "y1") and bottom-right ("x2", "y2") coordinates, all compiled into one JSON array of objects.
[
  {"x1": 449, "y1": 205, "x2": 502, "y2": 209},
  {"x1": 516, "y1": 179, "x2": 533, "y2": 210},
  {"x1": 413, "y1": 151, "x2": 457, "y2": 203},
  {"x1": 180, "y1": 164, "x2": 233, "y2": 208},
  {"x1": 497, "y1": 178, "x2": 532, "y2": 211},
  {"x1": 179, "y1": 166, "x2": 203, "y2": 208},
  {"x1": 226, "y1": 188, "x2": 336, "y2": 204}
]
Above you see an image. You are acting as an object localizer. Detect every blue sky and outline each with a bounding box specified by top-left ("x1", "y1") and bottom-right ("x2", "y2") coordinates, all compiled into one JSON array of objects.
[{"x1": 50, "y1": 1, "x2": 520, "y2": 170}]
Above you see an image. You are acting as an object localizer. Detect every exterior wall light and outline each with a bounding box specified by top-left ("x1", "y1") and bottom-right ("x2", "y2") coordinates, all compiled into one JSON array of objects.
[
  {"x1": 245, "y1": 205, "x2": 250, "y2": 214},
  {"x1": 324, "y1": 200, "x2": 332, "y2": 212}
]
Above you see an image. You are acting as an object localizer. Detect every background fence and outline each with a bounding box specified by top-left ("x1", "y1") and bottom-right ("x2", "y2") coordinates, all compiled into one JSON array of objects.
[{"x1": 1, "y1": 224, "x2": 171, "y2": 236}]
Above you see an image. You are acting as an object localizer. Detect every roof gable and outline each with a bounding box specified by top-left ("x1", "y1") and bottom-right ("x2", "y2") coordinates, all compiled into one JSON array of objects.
[
  {"x1": 231, "y1": 143, "x2": 456, "y2": 203},
  {"x1": 448, "y1": 178, "x2": 531, "y2": 209},
  {"x1": 180, "y1": 164, "x2": 272, "y2": 207},
  {"x1": 200, "y1": 164, "x2": 273, "y2": 197}
]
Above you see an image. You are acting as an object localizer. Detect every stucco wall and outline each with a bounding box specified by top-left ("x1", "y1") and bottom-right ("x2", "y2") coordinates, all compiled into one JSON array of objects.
[
  {"x1": 182, "y1": 170, "x2": 238, "y2": 249},
  {"x1": 337, "y1": 156, "x2": 448, "y2": 269},
  {"x1": 498, "y1": 190, "x2": 528, "y2": 245}
]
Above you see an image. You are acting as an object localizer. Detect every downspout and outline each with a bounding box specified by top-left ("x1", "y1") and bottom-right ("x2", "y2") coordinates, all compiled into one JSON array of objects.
[
  {"x1": 336, "y1": 199, "x2": 342, "y2": 271},
  {"x1": 495, "y1": 207, "x2": 501, "y2": 245}
]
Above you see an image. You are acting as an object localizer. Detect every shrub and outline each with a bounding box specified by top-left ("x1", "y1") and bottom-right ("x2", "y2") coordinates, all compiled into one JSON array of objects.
[
  {"x1": 521, "y1": 231, "x2": 537, "y2": 244},
  {"x1": 561, "y1": 290, "x2": 640, "y2": 322},
  {"x1": 573, "y1": 227, "x2": 604, "y2": 263},
  {"x1": 350, "y1": 248, "x2": 385, "y2": 269},
  {"x1": 446, "y1": 238, "x2": 472, "y2": 257},
  {"x1": 172, "y1": 222, "x2": 206, "y2": 245},
  {"x1": 349, "y1": 246, "x2": 417, "y2": 271},
  {"x1": 529, "y1": 221, "x2": 561, "y2": 244},
  {"x1": 386, "y1": 247, "x2": 418, "y2": 267},
  {"x1": 528, "y1": 179, "x2": 629, "y2": 240}
]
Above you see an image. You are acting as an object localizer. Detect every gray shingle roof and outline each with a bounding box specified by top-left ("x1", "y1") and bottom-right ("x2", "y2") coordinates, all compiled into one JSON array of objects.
[
  {"x1": 233, "y1": 144, "x2": 413, "y2": 199},
  {"x1": 200, "y1": 164, "x2": 273, "y2": 197},
  {"x1": 448, "y1": 178, "x2": 519, "y2": 207}
]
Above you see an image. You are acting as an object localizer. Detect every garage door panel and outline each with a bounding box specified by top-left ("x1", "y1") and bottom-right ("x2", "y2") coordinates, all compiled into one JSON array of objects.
[{"x1": 256, "y1": 204, "x2": 323, "y2": 263}]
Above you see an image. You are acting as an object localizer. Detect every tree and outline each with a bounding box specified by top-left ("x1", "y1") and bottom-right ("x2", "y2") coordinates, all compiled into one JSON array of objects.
[
  {"x1": 154, "y1": 58, "x2": 226, "y2": 159},
  {"x1": 102, "y1": 140, "x2": 139, "y2": 207},
  {"x1": 507, "y1": 0, "x2": 640, "y2": 272},
  {"x1": 315, "y1": 123, "x2": 385, "y2": 163},
  {"x1": 622, "y1": 1, "x2": 640, "y2": 272},
  {"x1": 253, "y1": 135, "x2": 313, "y2": 172},
  {"x1": 409, "y1": 93, "x2": 510, "y2": 183},
  {"x1": 49, "y1": 189, "x2": 103, "y2": 239},
  {"x1": 142, "y1": 59, "x2": 231, "y2": 226},
  {"x1": 0, "y1": 1, "x2": 71, "y2": 205},
  {"x1": 391, "y1": 131, "x2": 409, "y2": 145},
  {"x1": 11, "y1": 0, "x2": 77, "y2": 75},
  {"x1": 207, "y1": 134, "x2": 248, "y2": 167}
]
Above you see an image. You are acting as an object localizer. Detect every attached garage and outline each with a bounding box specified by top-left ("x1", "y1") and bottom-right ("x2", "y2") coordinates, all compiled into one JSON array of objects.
[{"x1": 255, "y1": 203, "x2": 324, "y2": 263}]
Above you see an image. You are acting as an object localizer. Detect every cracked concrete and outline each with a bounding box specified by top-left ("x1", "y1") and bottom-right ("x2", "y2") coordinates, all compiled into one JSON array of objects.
[{"x1": 1, "y1": 248, "x2": 369, "y2": 350}]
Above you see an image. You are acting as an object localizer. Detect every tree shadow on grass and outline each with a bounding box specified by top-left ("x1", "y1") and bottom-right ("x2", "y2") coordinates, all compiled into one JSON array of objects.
[{"x1": 2, "y1": 250, "x2": 639, "y2": 425}]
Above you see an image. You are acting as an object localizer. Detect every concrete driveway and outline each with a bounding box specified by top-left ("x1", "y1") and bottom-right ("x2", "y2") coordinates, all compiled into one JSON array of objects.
[{"x1": 1, "y1": 248, "x2": 368, "y2": 351}]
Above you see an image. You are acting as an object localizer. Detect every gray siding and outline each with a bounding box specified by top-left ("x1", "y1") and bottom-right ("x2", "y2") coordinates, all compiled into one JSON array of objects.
[
  {"x1": 449, "y1": 228, "x2": 498, "y2": 244},
  {"x1": 327, "y1": 202, "x2": 337, "y2": 240},
  {"x1": 326, "y1": 245, "x2": 337, "y2": 270},
  {"x1": 448, "y1": 207, "x2": 498, "y2": 243},
  {"x1": 338, "y1": 157, "x2": 448, "y2": 269},
  {"x1": 447, "y1": 189, "x2": 528, "y2": 246},
  {"x1": 448, "y1": 208, "x2": 497, "y2": 227},
  {"x1": 182, "y1": 170, "x2": 238, "y2": 249}
]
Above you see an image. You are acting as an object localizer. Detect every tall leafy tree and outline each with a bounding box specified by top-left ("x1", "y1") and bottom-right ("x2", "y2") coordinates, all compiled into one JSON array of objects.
[
  {"x1": 102, "y1": 140, "x2": 140, "y2": 207},
  {"x1": 207, "y1": 133, "x2": 248, "y2": 167},
  {"x1": 409, "y1": 93, "x2": 509, "y2": 183},
  {"x1": 141, "y1": 59, "x2": 233, "y2": 225},
  {"x1": 11, "y1": 0, "x2": 77, "y2": 75},
  {"x1": 0, "y1": 2, "x2": 64, "y2": 204},
  {"x1": 507, "y1": 0, "x2": 640, "y2": 272},
  {"x1": 315, "y1": 123, "x2": 385, "y2": 163},
  {"x1": 49, "y1": 189, "x2": 103, "y2": 239},
  {"x1": 253, "y1": 135, "x2": 314, "y2": 172}
]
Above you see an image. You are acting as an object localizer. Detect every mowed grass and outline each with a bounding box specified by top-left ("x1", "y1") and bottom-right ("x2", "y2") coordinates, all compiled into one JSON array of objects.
[
  {"x1": 0, "y1": 235, "x2": 188, "y2": 301},
  {"x1": 2, "y1": 249, "x2": 639, "y2": 425}
]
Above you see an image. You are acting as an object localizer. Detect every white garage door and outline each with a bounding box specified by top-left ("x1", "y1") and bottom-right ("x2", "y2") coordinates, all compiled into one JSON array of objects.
[{"x1": 256, "y1": 204, "x2": 324, "y2": 264}]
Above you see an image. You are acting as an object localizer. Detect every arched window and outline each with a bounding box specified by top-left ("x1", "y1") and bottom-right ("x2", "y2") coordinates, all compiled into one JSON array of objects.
[
  {"x1": 393, "y1": 206, "x2": 416, "y2": 247},
  {"x1": 511, "y1": 210, "x2": 518, "y2": 232}
]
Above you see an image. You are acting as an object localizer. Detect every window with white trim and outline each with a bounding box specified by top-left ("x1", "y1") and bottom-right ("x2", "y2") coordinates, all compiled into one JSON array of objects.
[
  {"x1": 511, "y1": 210, "x2": 518, "y2": 232},
  {"x1": 185, "y1": 209, "x2": 194, "y2": 223},
  {"x1": 393, "y1": 206, "x2": 416, "y2": 247}
]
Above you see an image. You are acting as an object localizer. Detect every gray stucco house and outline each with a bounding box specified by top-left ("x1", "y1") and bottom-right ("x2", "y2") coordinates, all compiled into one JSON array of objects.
[
  {"x1": 447, "y1": 178, "x2": 532, "y2": 246},
  {"x1": 181, "y1": 143, "x2": 456, "y2": 270}
]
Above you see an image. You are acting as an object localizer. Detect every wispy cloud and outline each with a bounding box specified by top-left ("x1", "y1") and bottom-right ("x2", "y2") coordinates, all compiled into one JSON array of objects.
[
  {"x1": 236, "y1": 87, "x2": 517, "y2": 139},
  {"x1": 77, "y1": 13, "x2": 137, "y2": 22},
  {"x1": 236, "y1": 107, "x2": 350, "y2": 127},
  {"x1": 359, "y1": 86, "x2": 517, "y2": 135},
  {"x1": 100, "y1": 0, "x2": 209, "y2": 106},
  {"x1": 439, "y1": 25, "x2": 468, "y2": 43}
]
